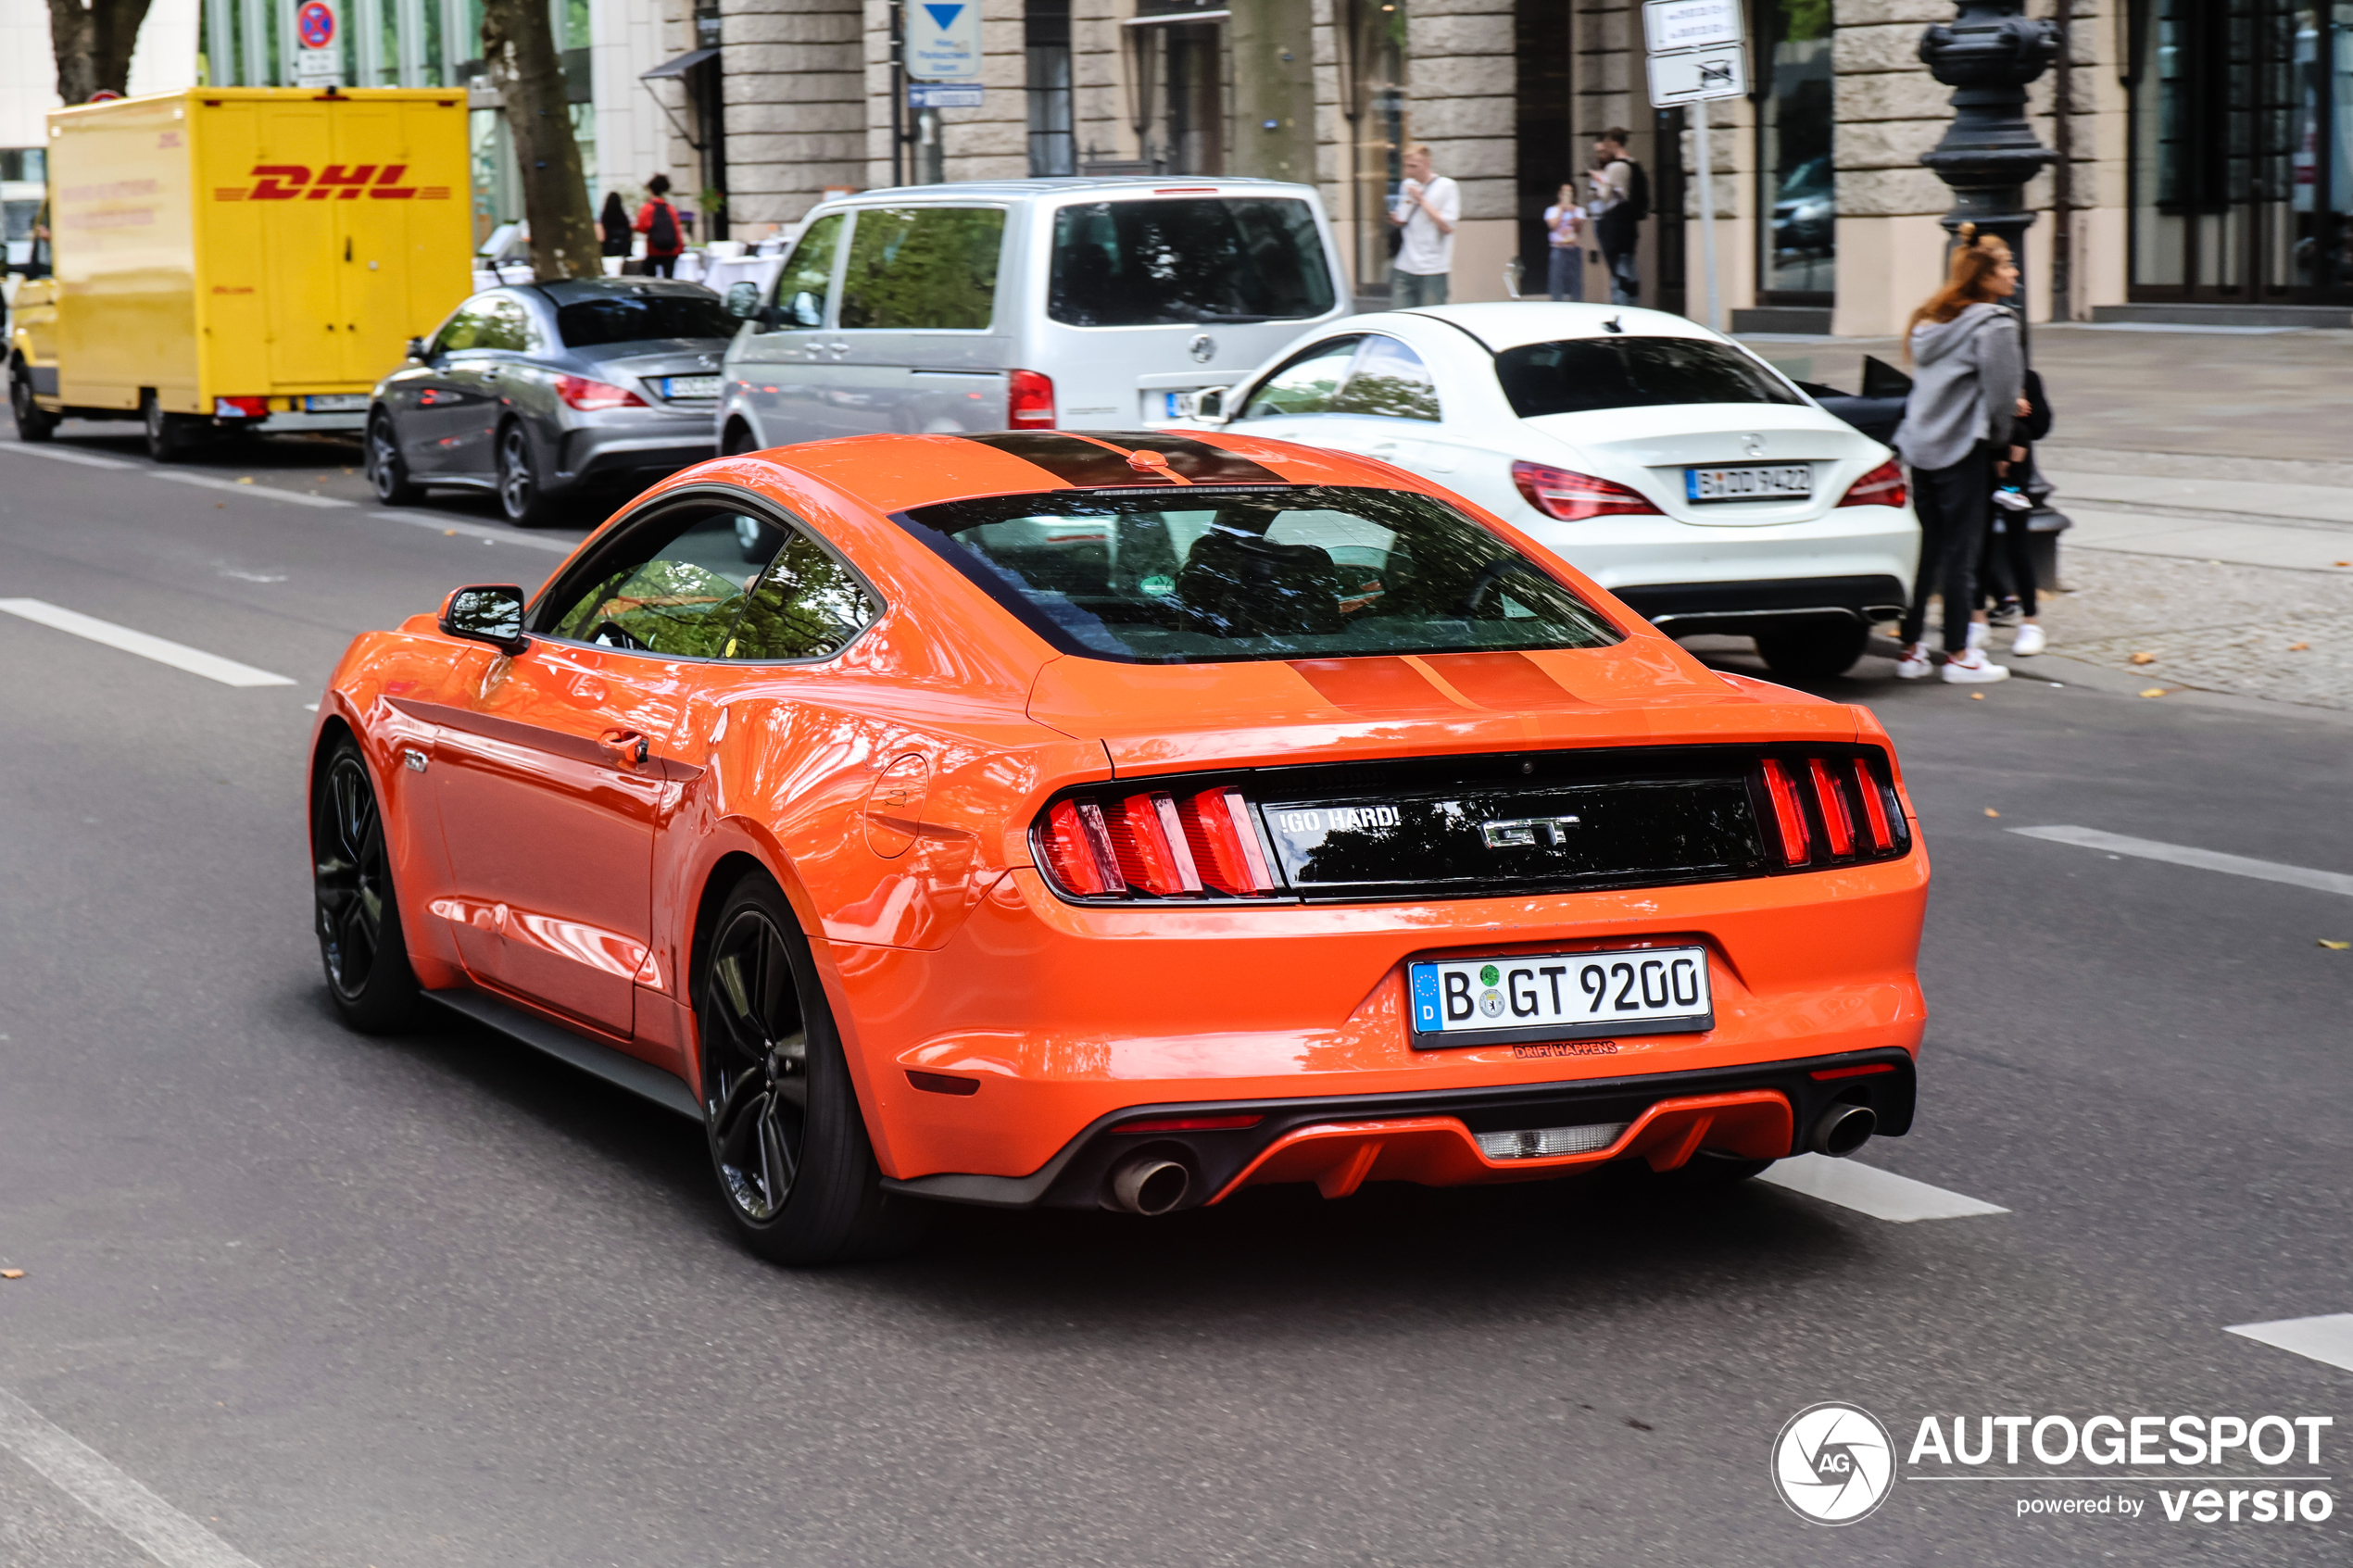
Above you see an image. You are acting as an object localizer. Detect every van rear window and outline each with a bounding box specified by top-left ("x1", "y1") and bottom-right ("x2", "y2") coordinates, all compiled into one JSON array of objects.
[{"x1": 1050, "y1": 199, "x2": 1336, "y2": 328}]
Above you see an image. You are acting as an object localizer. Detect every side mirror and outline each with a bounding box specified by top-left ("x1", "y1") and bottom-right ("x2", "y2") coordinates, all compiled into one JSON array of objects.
[
  {"x1": 724, "y1": 281, "x2": 760, "y2": 320},
  {"x1": 438, "y1": 584, "x2": 529, "y2": 654},
  {"x1": 405, "y1": 336, "x2": 428, "y2": 363},
  {"x1": 1176, "y1": 385, "x2": 1229, "y2": 423}
]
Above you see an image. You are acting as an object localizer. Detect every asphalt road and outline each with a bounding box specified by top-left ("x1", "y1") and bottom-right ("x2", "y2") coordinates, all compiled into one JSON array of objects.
[{"x1": 0, "y1": 427, "x2": 2346, "y2": 1567}]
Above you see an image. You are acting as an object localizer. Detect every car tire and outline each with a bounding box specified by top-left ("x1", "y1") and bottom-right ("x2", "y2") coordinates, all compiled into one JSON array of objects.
[
  {"x1": 1755, "y1": 619, "x2": 1869, "y2": 682},
  {"x1": 695, "y1": 869, "x2": 930, "y2": 1265},
  {"x1": 9, "y1": 364, "x2": 57, "y2": 442},
  {"x1": 141, "y1": 390, "x2": 203, "y2": 462},
  {"x1": 494, "y1": 420, "x2": 558, "y2": 527},
  {"x1": 721, "y1": 420, "x2": 761, "y2": 458},
  {"x1": 311, "y1": 735, "x2": 424, "y2": 1035},
  {"x1": 367, "y1": 411, "x2": 424, "y2": 505}
]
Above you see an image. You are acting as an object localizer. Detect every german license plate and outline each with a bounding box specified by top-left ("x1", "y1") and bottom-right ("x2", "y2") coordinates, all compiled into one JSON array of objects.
[
  {"x1": 661, "y1": 375, "x2": 722, "y2": 400},
  {"x1": 1686, "y1": 463, "x2": 1811, "y2": 502},
  {"x1": 1407, "y1": 946, "x2": 1712, "y2": 1049},
  {"x1": 304, "y1": 394, "x2": 367, "y2": 412}
]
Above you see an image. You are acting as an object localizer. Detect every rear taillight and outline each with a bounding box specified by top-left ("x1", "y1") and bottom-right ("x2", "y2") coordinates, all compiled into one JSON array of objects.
[
  {"x1": 214, "y1": 395, "x2": 268, "y2": 419},
  {"x1": 1836, "y1": 458, "x2": 1907, "y2": 510},
  {"x1": 1757, "y1": 753, "x2": 1908, "y2": 868},
  {"x1": 1008, "y1": 369, "x2": 1055, "y2": 428},
  {"x1": 1510, "y1": 460, "x2": 1663, "y2": 521},
  {"x1": 1036, "y1": 785, "x2": 1278, "y2": 900},
  {"x1": 556, "y1": 374, "x2": 648, "y2": 410}
]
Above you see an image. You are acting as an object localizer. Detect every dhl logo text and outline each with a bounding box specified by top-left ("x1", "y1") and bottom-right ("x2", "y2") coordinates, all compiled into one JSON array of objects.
[{"x1": 214, "y1": 165, "x2": 450, "y2": 202}]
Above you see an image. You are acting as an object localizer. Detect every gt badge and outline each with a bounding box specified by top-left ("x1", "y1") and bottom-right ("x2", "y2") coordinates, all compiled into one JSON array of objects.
[{"x1": 1481, "y1": 814, "x2": 1580, "y2": 848}]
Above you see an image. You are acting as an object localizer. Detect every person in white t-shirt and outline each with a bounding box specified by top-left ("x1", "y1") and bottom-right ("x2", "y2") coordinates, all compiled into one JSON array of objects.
[
  {"x1": 1542, "y1": 183, "x2": 1586, "y2": 301},
  {"x1": 1389, "y1": 143, "x2": 1460, "y2": 307}
]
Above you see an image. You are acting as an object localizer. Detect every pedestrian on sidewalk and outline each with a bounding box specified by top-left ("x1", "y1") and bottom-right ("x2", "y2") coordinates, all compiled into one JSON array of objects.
[
  {"x1": 599, "y1": 192, "x2": 633, "y2": 259},
  {"x1": 1389, "y1": 144, "x2": 1460, "y2": 307},
  {"x1": 1590, "y1": 129, "x2": 1647, "y2": 307},
  {"x1": 1979, "y1": 366, "x2": 2053, "y2": 658},
  {"x1": 635, "y1": 175, "x2": 686, "y2": 280},
  {"x1": 1543, "y1": 183, "x2": 1587, "y2": 301},
  {"x1": 1891, "y1": 224, "x2": 2028, "y2": 685}
]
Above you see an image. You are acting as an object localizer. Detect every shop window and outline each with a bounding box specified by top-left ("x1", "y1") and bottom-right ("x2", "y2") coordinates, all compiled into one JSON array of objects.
[{"x1": 1756, "y1": 0, "x2": 1835, "y2": 303}]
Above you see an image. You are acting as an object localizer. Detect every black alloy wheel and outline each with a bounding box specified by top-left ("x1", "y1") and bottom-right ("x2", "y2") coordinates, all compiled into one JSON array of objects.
[
  {"x1": 1755, "y1": 618, "x2": 1870, "y2": 682},
  {"x1": 367, "y1": 411, "x2": 422, "y2": 505},
  {"x1": 311, "y1": 738, "x2": 422, "y2": 1033},
  {"x1": 696, "y1": 872, "x2": 928, "y2": 1264},
  {"x1": 142, "y1": 391, "x2": 201, "y2": 462},
  {"x1": 9, "y1": 366, "x2": 57, "y2": 442},
  {"x1": 495, "y1": 421, "x2": 554, "y2": 527}
]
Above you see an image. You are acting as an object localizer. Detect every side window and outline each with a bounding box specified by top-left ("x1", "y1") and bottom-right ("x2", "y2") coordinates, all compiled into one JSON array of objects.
[
  {"x1": 539, "y1": 504, "x2": 877, "y2": 662},
  {"x1": 1331, "y1": 334, "x2": 1441, "y2": 421},
  {"x1": 432, "y1": 297, "x2": 497, "y2": 355},
  {"x1": 1238, "y1": 336, "x2": 1363, "y2": 420},
  {"x1": 837, "y1": 206, "x2": 1006, "y2": 331},
  {"x1": 770, "y1": 212, "x2": 844, "y2": 329},
  {"x1": 477, "y1": 296, "x2": 535, "y2": 352}
]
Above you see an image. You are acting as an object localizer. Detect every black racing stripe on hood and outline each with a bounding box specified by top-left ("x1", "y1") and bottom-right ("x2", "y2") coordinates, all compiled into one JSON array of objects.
[{"x1": 955, "y1": 431, "x2": 1288, "y2": 488}]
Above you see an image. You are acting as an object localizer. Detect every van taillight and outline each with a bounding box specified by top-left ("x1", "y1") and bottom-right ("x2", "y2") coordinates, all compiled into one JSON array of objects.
[
  {"x1": 1758, "y1": 754, "x2": 1908, "y2": 868},
  {"x1": 1037, "y1": 786, "x2": 1278, "y2": 900},
  {"x1": 1008, "y1": 369, "x2": 1055, "y2": 429}
]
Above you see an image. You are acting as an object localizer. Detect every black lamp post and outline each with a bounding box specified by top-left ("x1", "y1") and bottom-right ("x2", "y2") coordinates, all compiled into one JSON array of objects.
[{"x1": 1918, "y1": 2, "x2": 2060, "y2": 322}]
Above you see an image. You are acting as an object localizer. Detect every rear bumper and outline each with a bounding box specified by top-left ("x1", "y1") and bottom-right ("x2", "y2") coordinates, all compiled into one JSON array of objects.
[
  {"x1": 1610, "y1": 574, "x2": 1911, "y2": 634},
  {"x1": 881, "y1": 1047, "x2": 1917, "y2": 1210},
  {"x1": 559, "y1": 425, "x2": 715, "y2": 482}
]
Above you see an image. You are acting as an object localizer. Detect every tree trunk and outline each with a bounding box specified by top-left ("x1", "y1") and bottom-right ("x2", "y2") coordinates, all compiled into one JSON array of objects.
[
  {"x1": 47, "y1": 0, "x2": 157, "y2": 106},
  {"x1": 1227, "y1": 0, "x2": 1316, "y2": 184},
  {"x1": 480, "y1": 0, "x2": 601, "y2": 282}
]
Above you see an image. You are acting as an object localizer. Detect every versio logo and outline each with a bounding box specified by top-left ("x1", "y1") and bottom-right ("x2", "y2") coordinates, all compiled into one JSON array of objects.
[{"x1": 1773, "y1": 1402, "x2": 1897, "y2": 1524}]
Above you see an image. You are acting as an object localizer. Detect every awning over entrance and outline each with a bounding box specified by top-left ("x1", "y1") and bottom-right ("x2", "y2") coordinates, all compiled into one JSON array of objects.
[{"x1": 642, "y1": 46, "x2": 721, "y2": 82}]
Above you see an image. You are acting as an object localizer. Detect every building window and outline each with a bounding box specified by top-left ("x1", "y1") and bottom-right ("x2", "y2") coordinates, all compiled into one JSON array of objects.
[
  {"x1": 1342, "y1": 0, "x2": 1408, "y2": 294},
  {"x1": 1027, "y1": 0, "x2": 1075, "y2": 177},
  {"x1": 1756, "y1": 0, "x2": 1834, "y2": 302}
]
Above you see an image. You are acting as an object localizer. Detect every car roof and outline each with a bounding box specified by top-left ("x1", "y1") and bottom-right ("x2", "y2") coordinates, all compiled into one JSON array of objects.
[
  {"x1": 522, "y1": 277, "x2": 721, "y2": 306},
  {"x1": 815, "y1": 177, "x2": 1320, "y2": 205},
  {"x1": 1370, "y1": 303, "x2": 1725, "y2": 352}
]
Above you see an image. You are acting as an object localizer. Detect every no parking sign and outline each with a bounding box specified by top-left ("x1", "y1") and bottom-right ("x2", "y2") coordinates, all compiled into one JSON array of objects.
[{"x1": 296, "y1": 0, "x2": 341, "y2": 87}]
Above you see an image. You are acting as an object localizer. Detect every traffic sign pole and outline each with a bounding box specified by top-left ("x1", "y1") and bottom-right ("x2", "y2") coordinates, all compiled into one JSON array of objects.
[
  {"x1": 1642, "y1": 0, "x2": 1744, "y2": 335},
  {"x1": 1694, "y1": 101, "x2": 1718, "y2": 333}
]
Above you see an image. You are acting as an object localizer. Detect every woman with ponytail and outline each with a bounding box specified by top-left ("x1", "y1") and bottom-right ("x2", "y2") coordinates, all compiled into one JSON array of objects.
[{"x1": 1890, "y1": 226, "x2": 2027, "y2": 684}]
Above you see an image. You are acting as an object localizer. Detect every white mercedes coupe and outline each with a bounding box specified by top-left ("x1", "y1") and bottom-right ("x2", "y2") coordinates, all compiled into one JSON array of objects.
[{"x1": 1172, "y1": 303, "x2": 1917, "y2": 680}]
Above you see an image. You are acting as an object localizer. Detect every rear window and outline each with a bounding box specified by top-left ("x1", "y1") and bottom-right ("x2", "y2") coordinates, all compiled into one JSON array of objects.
[
  {"x1": 555, "y1": 292, "x2": 739, "y2": 347},
  {"x1": 1050, "y1": 198, "x2": 1336, "y2": 327},
  {"x1": 899, "y1": 485, "x2": 1622, "y2": 664},
  {"x1": 838, "y1": 206, "x2": 1005, "y2": 330},
  {"x1": 1494, "y1": 337, "x2": 1806, "y2": 418}
]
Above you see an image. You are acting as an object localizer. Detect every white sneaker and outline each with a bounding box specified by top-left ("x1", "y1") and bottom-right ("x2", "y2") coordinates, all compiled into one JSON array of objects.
[
  {"x1": 1966, "y1": 621, "x2": 1989, "y2": 650},
  {"x1": 1941, "y1": 648, "x2": 2010, "y2": 684},
  {"x1": 2011, "y1": 623, "x2": 2046, "y2": 657},
  {"x1": 1894, "y1": 642, "x2": 1934, "y2": 679}
]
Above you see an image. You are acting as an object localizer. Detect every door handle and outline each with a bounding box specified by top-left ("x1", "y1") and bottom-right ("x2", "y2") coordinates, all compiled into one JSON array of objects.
[{"x1": 598, "y1": 729, "x2": 649, "y2": 766}]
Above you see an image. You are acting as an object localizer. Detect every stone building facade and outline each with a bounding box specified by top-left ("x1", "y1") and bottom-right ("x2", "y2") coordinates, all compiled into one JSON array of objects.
[{"x1": 677, "y1": 1, "x2": 2353, "y2": 336}]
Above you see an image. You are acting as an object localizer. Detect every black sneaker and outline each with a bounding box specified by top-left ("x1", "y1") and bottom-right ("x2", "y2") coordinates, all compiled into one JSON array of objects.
[{"x1": 1988, "y1": 597, "x2": 2023, "y2": 627}]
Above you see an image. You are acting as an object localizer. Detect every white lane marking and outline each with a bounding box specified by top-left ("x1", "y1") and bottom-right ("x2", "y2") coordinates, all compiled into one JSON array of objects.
[
  {"x1": 368, "y1": 509, "x2": 578, "y2": 554},
  {"x1": 0, "y1": 1386, "x2": 265, "y2": 1568},
  {"x1": 149, "y1": 470, "x2": 351, "y2": 508},
  {"x1": 0, "y1": 599, "x2": 296, "y2": 687},
  {"x1": 2226, "y1": 1313, "x2": 2353, "y2": 1374},
  {"x1": 1756, "y1": 1153, "x2": 2009, "y2": 1222},
  {"x1": 2011, "y1": 825, "x2": 2353, "y2": 900},
  {"x1": 0, "y1": 443, "x2": 137, "y2": 470}
]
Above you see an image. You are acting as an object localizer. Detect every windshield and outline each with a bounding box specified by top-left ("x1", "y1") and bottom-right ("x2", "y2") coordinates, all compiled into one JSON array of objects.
[
  {"x1": 555, "y1": 292, "x2": 739, "y2": 347},
  {"x1": 1049, "y1": 198, "x2": 1336, "y2": 327},
  {"x1": 899, "y1": 485, "x2": 1622, "y2": 665},
  {"x1": 1494, "y1": 337, "x2": 1806, "y2": 419}
]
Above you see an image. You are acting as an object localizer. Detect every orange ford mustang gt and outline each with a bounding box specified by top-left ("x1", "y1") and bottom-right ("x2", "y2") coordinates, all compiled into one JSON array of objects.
[{"x1": 309, "y1": 429, "x2": 1928, "y2": 1262}]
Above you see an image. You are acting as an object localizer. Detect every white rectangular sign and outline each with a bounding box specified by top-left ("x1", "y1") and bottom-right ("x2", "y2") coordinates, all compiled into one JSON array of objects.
[
  {"x1": 1642, "y1": 0, "x2": 1743, "y2": 56},
  {"x1": 1646, "y1": 45, "x2": 1748, "y2": 107},
  {"x1": 906, "y1": 1, "x2": 982, "y2": 82}
]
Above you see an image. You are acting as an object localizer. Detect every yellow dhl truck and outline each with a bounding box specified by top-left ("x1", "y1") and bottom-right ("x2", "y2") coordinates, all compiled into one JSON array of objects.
[{"x1": 8, "y1": 87, "x2": 472, "y2": 459}]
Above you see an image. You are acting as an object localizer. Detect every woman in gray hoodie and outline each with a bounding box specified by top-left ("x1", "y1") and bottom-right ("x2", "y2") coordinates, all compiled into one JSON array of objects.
[{"x1": 1891, "y1": 228, "x2": 2025, "y2": 684}]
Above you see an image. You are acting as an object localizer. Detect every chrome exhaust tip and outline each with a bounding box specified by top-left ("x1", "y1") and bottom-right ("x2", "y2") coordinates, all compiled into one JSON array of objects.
[
  {"x1": 1107, "y1": 1155, "x2": 1191, "y2": 1216},
  {"x1": 1809, "y1": 1103, "x2": 1877, "y2": 1159}
]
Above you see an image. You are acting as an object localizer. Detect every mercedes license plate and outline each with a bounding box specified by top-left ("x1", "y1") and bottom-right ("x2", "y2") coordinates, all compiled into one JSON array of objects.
[
  {"x1": 1687, "y1": 463, "x2": 1811, "y2": 502},
  {"x1": 1407, "y1": 946, "x2": 1712, "y2": 1049},
  {"x1": 304, "y1": 394, "x2": 368, "y2": 412},
  {"x1": 661, "y1": 374, "x2": 722, "y2": 400}
]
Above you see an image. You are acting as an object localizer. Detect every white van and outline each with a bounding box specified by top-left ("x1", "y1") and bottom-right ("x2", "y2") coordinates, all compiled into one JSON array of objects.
[{"x1": 714, "y1": 178, "x2": 1352, "y2": 451}]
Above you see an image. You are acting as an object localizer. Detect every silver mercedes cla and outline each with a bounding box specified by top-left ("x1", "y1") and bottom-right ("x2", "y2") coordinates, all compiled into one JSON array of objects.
[{"x1": 367, "y1": 278, "x2": 738, "y2": 526}]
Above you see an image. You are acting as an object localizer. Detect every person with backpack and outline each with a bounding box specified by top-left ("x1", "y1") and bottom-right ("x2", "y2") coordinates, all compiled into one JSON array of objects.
[
  {"x1": 634, "y1": 174, "x2": 686, "y2": 279},
  {"x1": 1590, "y1": 129, "x2": 1648, "y2": 307}
]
